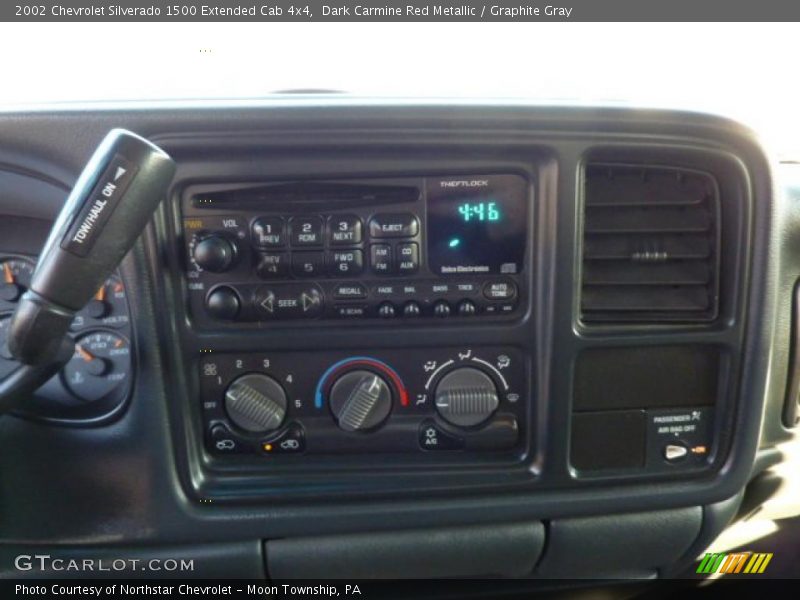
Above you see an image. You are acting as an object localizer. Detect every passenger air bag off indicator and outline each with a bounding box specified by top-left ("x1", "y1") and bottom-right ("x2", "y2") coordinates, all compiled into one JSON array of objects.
[{"x1": 645, "y1": 407, "x2": 714, "y2": 471}]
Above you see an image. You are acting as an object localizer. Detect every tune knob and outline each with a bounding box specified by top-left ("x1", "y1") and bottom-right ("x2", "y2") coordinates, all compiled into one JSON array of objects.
[
  {"x1": 193, "y1": 234, "x2": 237, "y2": 273},
  {"x1": 434, "y1": 367, "x2": 499, "y2": 428},
  {"x1": 224, "y1": 373, "x2": 287, "y2": 433},
  {"x1": 329, "y1": 370, "x2": 393, "y2": 432},
  {"x1": 206, "y1": 286, "x2": 241, "y2": 320}
]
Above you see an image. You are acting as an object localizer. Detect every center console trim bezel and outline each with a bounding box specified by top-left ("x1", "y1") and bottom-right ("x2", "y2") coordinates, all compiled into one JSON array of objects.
[{"x1": 144, "y1": 107, "x2": 769, "y2": 509}]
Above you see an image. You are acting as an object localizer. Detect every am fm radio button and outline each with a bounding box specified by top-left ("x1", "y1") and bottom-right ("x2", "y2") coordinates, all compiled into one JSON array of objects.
[{"x1": 370, "y1": 244, "x2": 393, "y2": 275}]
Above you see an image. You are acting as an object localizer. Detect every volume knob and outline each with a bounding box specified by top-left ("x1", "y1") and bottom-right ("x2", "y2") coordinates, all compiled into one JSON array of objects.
[
  {"x1": 193, "y1": 235, "x2": 237, "y2": 273},
  {"x1": 224, "y1": 373, "x2": 287, "y2": 433},
  {"x1": 434, "y1": 367, "x2": 499, "y2": 428}
]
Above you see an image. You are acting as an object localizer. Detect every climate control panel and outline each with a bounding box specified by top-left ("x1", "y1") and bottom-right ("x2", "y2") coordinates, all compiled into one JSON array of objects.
[{"x1": 199, "y1": 346, "x2": 526, "y2": 458}]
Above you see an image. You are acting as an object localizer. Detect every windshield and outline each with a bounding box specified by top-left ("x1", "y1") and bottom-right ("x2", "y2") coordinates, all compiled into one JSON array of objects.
[{"x1": 1, "y1": 22, "x2": 798, "y2": 157}]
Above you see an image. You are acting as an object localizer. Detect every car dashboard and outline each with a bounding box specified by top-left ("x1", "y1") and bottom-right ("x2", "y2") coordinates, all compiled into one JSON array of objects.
[{"x1": 0, "y1": 101, "x2": 796, "y2": 582}]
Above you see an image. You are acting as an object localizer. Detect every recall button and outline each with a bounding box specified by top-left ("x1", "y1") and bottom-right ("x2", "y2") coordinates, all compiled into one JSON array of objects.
[
  {"x1": 483, "y1": 281, "x2": 517, "y2": 301},
  {"x1": 333, "y1": 283, "x2": 367, "y2": 300}
]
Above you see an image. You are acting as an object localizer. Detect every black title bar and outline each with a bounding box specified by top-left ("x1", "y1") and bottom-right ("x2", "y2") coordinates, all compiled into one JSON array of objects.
[{"x1": 5, "y1": 0, "x2": 800, "y2": 22}]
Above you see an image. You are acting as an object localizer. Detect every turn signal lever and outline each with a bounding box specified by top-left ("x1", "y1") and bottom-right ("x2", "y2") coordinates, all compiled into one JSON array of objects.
[{"x1": 0, "y1": 129, "x2": 175, "y2": 413}]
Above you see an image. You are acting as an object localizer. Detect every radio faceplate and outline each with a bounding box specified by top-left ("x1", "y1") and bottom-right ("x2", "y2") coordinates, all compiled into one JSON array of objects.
[{"x1": 180, "y1": 174, "x2": 530, "y2": 327}]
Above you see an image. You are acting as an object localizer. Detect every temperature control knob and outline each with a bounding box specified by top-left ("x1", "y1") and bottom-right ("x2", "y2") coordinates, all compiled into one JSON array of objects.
[
  {"x1": 224, "y1": 373, "x2": 287, "y2": 433},
  {"x1": 193, "y1": 235, "x2": 237, "y2": 273},
  {"x1": 434, "y1": 367, "x2": 499, "y2": 428},
  {"x1": 329, "y1": 370, "x2": 392, "y2": 432}
]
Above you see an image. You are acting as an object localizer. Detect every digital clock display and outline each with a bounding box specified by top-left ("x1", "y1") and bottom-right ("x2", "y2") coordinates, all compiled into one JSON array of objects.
[
  {"x1": 427, "y1": 174, "x2": 528, "y2": 275},
  {"x1": 458, "y1": 202, "x2": 501, "y2": 222}
]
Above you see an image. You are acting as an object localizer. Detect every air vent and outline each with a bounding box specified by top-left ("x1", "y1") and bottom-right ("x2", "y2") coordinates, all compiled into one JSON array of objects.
[{"x1": 581, "y1": 164, "x2": 720, "y2": 323}]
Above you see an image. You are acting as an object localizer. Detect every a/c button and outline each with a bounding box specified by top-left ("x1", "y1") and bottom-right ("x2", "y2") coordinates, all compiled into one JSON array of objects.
[{"x1": 419, "y1": 420, "x2": 464, "y2": 451}]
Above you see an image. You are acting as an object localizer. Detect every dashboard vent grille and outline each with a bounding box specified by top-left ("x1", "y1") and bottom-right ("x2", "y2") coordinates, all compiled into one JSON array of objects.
[{"x1": 581, "y1": 164, "x2": 720, "y2": 323}]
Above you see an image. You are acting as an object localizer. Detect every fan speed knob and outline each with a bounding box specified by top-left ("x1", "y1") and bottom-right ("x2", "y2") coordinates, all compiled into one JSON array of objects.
[{"x1": 224, "y1": 373, "x2": 287, "y2": 434}]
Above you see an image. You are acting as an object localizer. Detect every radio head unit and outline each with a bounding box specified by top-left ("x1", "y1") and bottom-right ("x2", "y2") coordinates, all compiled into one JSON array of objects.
[{"x1": 179, "y1": 173, "x2": 530, "y2": 327}]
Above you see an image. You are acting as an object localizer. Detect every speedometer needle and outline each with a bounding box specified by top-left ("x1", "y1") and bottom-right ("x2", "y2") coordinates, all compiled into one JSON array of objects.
[
  {"x1": 76, "y1": 345, "x2": 95, "y2": 363},
  {"x1": 2, "y1": 263, "x2": 13, "y2": 284}
]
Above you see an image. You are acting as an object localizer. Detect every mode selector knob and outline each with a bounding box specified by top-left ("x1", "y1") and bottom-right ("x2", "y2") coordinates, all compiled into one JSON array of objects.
[
  {"x1": 224, "y1": 373, "x2": 287, "y2": 434},
  {"x1": 434, "y1": 367, "x2": 499, "y2": 428},
  {"x1": 329, "y1": 370, "x2": 393, "y2": 432},
  {"x1": 193, "y1": 234, "x2": 237, "y2": 273}
]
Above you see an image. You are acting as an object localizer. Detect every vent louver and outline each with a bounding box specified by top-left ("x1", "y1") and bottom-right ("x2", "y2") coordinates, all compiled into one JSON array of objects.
[{"x1": 581, "y1": 164, "x2": 720, "y2": 323}]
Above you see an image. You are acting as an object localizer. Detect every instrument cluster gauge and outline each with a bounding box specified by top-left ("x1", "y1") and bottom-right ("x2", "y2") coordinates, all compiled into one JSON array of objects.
[
  {"x1": 63, "y1": 330, "x2": 132, "y2": 403},
  {"x1": 0, "y1": 256, "x2": 36, "y2": 304},
  {"x1": 72, "y1": 275, "x2": 130, "y2": 330},
  {"x1": 0, "y1": 313, "x2": 16, "y2": 379},
  {"x1": 0, "y1": 254, "x2": 134, "y2": 421}
]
